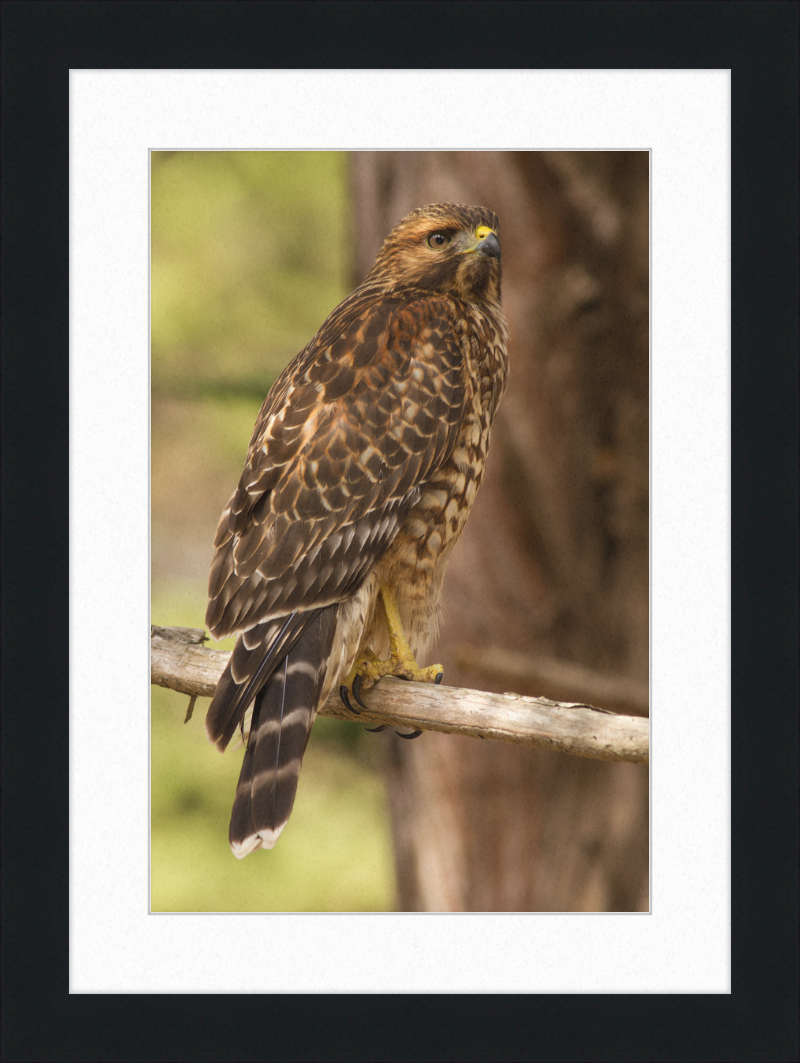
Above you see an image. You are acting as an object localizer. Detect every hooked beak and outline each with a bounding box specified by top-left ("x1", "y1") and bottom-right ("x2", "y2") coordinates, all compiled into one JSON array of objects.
[
  {"x1": 474, "y1": 230, "x2": 501, "y2": 259},
  {"x1": 461, "y1": 225, "x2": 501, "y2": 260}
]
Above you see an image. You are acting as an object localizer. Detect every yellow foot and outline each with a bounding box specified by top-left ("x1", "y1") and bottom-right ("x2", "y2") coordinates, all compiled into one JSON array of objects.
[
  {"x1": 338, "y1": 586, "x2": 443, "y2": 727},
  {"x1": 338, "y1": 647, "x2": 444, "y2": 712}
]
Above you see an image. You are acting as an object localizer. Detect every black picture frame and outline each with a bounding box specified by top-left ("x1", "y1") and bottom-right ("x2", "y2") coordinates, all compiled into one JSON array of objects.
[{"x1": 2, "y1": 3, "x2": 797, "y2": 1061}]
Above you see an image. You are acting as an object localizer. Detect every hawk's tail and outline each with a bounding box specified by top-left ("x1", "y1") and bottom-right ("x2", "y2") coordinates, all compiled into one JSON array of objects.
[{"x1": 205, "y1": 605, "x2": 339, "y2": 858}]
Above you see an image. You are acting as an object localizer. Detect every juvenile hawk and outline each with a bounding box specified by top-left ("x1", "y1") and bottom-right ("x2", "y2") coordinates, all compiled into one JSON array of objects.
[{"x1": 206, "y1": 203, "x2": 509, "y2": 857}]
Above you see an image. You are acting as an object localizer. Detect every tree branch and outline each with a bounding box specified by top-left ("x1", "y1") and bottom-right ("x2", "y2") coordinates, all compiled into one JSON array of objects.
[{"x1": 151, "y1": 626, "x2": 649, "y2": 765}]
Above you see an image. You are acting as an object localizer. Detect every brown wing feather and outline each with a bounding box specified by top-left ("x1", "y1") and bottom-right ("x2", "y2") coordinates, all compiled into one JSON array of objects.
[{"x1": 206, "y1": 292, "x2": 467, "y2": 639}]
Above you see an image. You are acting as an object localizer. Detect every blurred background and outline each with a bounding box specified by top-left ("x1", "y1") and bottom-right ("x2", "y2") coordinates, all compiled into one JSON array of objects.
[{"x1": 151, "y1": 150, "x2": 649, "y2": 912}]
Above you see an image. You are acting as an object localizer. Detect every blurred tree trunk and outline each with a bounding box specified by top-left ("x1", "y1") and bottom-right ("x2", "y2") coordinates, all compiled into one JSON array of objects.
[{"x1": 350, "y1": 151, "x2": 649, "y2": 912}]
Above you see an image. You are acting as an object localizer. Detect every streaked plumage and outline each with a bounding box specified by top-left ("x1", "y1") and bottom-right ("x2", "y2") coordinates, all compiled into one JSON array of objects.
[{"x1": 206, "y1": 203, "x2": 509, "y2": 857}]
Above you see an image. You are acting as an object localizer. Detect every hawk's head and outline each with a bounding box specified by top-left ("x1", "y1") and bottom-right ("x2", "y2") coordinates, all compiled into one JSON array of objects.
[{"x1": 367, "y1": 203, "x2": 503, "y2": 305}]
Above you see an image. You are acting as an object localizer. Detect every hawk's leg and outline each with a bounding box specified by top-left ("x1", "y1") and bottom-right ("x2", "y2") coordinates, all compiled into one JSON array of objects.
[
  {"x1": 339, "y1": 586, "x2": 443, "y2": 726},
  {"x1": 378, "y1": 585, "x2": 444, "y2": 685}
]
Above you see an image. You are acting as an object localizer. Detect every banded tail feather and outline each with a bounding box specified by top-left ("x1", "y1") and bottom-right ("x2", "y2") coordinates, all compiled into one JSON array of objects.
[
  {"x1": 206, "y1": 609, "x2": 323, "y2": 751},
  {"x1": 206, "y1": 605, "x2": 339, "y2": 857}
]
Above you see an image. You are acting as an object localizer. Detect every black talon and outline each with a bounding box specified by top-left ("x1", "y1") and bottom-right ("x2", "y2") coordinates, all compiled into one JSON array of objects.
[
  {"x1": 365, "y1": 724, "x2": 387, "y2": 733},
  {"x1": 396, "y1": 728, "x2": 423, "y2": 739},
  {"x1": 340, "y1": 685, "x2": 359, "y2": 715},
  {"x1": 352, "y1": 673, "x2": 369, "y2": 711},
  {"x1": 434, "y1": 673, "x2": 443, "y2": 684}
]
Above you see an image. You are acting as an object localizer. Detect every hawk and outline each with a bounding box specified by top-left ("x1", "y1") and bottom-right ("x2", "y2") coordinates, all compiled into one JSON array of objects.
[{"x1": 205, "y1": 203, "x2": 509, "y2": 857}]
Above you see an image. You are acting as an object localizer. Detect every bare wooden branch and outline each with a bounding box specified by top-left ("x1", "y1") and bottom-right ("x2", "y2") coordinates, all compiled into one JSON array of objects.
[{"x1": 151, "y1": 626, "x2": 649, "y2": 764}]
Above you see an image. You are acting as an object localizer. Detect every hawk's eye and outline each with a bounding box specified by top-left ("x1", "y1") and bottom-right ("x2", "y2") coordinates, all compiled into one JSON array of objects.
[{"x1": 427, "y1": 232, "x2": 451, "y2": 250}]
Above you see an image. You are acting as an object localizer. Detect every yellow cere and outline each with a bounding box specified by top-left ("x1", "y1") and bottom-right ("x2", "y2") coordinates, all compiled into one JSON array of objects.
[{"x1": 475, "y1": 225, "x2": 495, "y2": 240}]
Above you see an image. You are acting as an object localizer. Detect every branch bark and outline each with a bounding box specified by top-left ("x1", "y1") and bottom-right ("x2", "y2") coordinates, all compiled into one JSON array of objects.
[{"x1": 152, "y1": 626, "x2": 649, "y2": 765}]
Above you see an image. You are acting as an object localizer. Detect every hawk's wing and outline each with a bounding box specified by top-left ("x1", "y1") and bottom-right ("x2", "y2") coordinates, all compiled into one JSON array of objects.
[{"x1": 206, "y1": 290, "x2": 468, "y2": 640}]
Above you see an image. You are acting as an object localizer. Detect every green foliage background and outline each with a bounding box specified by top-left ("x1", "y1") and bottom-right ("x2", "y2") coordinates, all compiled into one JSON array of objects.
[{"x1": 151, "y1": 151, "x2": 395, "y2": 911}]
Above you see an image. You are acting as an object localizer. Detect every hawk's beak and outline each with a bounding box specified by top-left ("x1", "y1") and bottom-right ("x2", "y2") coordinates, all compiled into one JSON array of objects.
[{"x1": 473, "y1": 230, "x2": 501, "y2": 260}]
